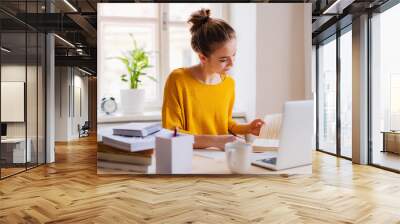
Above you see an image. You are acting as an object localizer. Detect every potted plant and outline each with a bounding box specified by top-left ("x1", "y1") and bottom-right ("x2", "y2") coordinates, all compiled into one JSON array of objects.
[{"x1": 112, "y1": 34, "x2": 156, "y2": 114}]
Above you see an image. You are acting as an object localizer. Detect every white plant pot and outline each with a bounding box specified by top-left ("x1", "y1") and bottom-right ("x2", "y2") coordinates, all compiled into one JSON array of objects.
[{"x1": 120, "y1": 89, "x2": 145, "y2": 114}]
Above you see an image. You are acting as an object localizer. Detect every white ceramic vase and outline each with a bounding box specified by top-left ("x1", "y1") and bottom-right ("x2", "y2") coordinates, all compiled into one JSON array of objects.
[{"x1": 120, "y1": 89, "x2": 145, "y2": 114}]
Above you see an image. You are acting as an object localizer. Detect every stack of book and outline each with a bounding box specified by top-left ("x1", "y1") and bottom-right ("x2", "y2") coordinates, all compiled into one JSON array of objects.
[
  {"x1": 97, "y1": 122, "x2": 162, "y2": 174},
  {"x1": 97, "y1": 142, "x2": 154, "y2": 173}
]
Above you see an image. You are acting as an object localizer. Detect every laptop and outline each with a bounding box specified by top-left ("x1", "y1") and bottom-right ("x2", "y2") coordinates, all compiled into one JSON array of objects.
[{"x1": 252, "y1": 100, "x2": 314, "y2": 170}]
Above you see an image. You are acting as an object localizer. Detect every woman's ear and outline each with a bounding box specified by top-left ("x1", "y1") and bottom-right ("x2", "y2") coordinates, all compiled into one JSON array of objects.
[{"x1": 198, "y1": 53, "x2": 208, "y2": 65}]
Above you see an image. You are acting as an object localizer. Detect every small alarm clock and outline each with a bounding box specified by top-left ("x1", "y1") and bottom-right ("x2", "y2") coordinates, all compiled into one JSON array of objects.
[{"x1": 101, "y1": 97, "x2": 117, "y2": 115}]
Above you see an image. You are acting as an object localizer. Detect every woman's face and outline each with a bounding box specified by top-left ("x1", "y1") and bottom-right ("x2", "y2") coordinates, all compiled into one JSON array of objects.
[{"x1": 199, "y1": 38, "x2": 237, "y2": 74}]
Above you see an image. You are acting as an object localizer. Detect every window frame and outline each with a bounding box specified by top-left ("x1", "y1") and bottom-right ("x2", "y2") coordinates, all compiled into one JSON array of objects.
[
  {"x1": 98, "y1": 7, "x2": 162, "y2": 110},
  {"x1": 368, "y1": 0, "x2": 400, "y2": 173},
  {"x1": 315, "y1": 24, "x2": 353, "y2": 161},
  {"x1": 338, "y1": 26, "x2": 353, "y2": 158}
]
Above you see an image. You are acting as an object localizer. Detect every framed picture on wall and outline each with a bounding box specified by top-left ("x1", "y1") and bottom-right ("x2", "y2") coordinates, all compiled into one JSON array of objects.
[{"x1": 1, "y1": 81, "x2": 25, "y2": 122}]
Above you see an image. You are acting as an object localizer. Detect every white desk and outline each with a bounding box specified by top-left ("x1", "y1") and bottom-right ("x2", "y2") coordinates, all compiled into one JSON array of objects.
[
  {"x1": 97, "y1": 112, "x2": 248, "y2": 142},
  {"x1": 1, "y1": 138, "x2": 31, "y2": 163},
  {"x1": 97, "y1": 150, "x2": 312, "y2": 175}
]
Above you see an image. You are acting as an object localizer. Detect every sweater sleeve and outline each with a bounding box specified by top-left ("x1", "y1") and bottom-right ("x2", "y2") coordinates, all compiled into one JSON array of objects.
[
  {"x1": 162, "y1": 72, "x2": 189, "y2": 133},
  {"x1": 227, "y1": 79, "x2": 247, "y2": 135}
]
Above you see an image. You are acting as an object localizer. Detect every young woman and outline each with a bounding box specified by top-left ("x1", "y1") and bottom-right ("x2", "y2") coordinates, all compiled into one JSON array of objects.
[{"x1": 162, "y1": 8, "x2": 264, "y2": 150}]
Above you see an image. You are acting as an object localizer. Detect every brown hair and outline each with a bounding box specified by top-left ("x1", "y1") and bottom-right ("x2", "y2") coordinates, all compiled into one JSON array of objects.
[{"x1": 187, "y1": 8, "x2": 236, "y2": 57}]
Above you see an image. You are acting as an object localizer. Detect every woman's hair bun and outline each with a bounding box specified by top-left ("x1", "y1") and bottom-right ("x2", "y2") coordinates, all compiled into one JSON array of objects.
[
  {"x1": 188, "y1": 8, "x2": 211, "y2": 34},
  {"x1": 187, "y1": 8, "x2": 235, "y2": 56}
]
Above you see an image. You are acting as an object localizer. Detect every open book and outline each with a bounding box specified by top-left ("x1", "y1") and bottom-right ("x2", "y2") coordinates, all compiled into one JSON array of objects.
[{"x1": 251, "y1": 113, "x2": 281, "y2": 152}]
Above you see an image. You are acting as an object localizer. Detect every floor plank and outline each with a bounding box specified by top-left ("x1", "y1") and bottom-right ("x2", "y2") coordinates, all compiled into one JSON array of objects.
[{"x1": 0, "y1": 135, "x2": 400, "y2": 223}]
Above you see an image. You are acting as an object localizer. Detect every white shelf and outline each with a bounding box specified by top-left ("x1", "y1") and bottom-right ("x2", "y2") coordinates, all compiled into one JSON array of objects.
[{"x1": 1, "y1": 138, "x2": 32, "y2": 163}]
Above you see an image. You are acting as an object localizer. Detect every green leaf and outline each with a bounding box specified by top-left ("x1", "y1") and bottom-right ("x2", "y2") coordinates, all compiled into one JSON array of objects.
[
  {"x1": 121, "y1": 74, "x2": 128, "y2": 82},
  {"x1": 146, "y1": 75, "x2": 157, "y2": 82},
  {"x1": 115, "y1": 56, "x2": 129, "y2": 66},
  {"x1": 111, "y1": 34, "x2": 155, "y2": 89}
]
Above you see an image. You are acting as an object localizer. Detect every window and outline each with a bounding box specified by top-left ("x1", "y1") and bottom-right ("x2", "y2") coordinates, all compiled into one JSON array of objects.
[
  {"x1": 390, "y1": 74, "x2": 400, "y2": 130},
  {"x1": 340, "y1": 28, "x2": 352, "y2": 158},
  {"x1": 316, "y1": 25, "x2": 353, "y2": 159},
  {"x1": 99, "y1": 3, "x2": 158, "y2": 18},
  {"x1": 98, "y1": 4, "x2": 159, "y2": 107},
  {"x1": 317, "y1": 36, "x2": 337, "y2": 155},
  {"x1": 371, "y1": 2, "x2": 400, "y2": 171},
  {"x1": 98, "y1": 3, "x2": 224, "y2": 111}
]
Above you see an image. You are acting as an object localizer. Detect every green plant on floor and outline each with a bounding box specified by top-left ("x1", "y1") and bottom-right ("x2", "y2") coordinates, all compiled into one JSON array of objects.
[{"x1": 110, "y1": 34, "x2": 156, "y2": 89}]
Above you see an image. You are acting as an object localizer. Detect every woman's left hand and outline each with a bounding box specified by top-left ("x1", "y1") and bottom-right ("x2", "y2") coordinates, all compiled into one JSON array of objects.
[{"x1": 247, "y1": 119, "x2": 265, "y2": 136}]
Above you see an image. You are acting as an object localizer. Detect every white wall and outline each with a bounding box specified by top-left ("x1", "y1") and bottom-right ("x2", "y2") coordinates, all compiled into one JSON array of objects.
[
  {"x1": 312, "y1": 45, "x2": 316, "y2": 99},
  {"x1": 255, "y1": 3, "x2": 312, "y2": 118},
  {"x1": 1, "y1": 64, "x2": 47, "y2": 162},
  {"x1": 75, "y1": 74, "x2": 89, "y2": 122},
  {"x1": 1, "y1": 66, "x2": 27, "y2": 140},
  {"x1": 230, "y1": 3, "x2": 312, "y2": 120},
  {"x1": 72, "y1": 74, "x2": 89, "y2": 138},
  {"x1": 229, "y1": 3, "x2": 257, "y2": 121},
  {"x1": 55, "y1": 67, "x2": 89, "y2": 141},
  {"x1": 1, "y1": 65, "x2": 38, "y2": 138},
  {"x1": 55, "y1": 67, "x2": 71, "y2": 141}
]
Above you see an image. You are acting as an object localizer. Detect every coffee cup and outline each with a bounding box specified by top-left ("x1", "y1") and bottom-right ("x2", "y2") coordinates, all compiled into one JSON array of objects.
[
  {"x1": 245, "y1": 134, "x2": 256, "y2": 144},
  {"x1": 225, "y1": 141, "x2": 252, "y2": 174}
]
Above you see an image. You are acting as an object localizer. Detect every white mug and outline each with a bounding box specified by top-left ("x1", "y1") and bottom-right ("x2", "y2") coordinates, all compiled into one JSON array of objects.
[{"x1": 225, "y1": 141, "x2": 252, "y2": 174}]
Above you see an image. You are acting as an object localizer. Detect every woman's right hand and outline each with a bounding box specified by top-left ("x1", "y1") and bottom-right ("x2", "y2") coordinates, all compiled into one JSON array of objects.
[
  {"x1": 214, "y1": 135, "x2": 237, "y2": 150},
  {"x1": 193, "y1": 134, "x2": 238, "y2": 150}
]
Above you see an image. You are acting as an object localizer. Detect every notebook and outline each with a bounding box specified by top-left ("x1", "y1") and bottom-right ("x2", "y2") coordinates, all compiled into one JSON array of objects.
[
  {"x1": 97, "y1": 160, "x2": 150, "y2": 173},
  {"x1": 113, "y1": 122, "x2": 161, "y2": 137},
  {"x1": 102, "y1": 133, "x2": 156, "y2": 152}
]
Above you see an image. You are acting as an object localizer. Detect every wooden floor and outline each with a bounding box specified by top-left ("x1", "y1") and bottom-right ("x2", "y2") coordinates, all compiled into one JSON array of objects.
[
  {"x1": 1, "y1": 163, "x2": 46, "y2": 178},
  {"x1": 1, "y1": 136, "x2": 400, "y2": 223},
  {"x1": 1, "y1": 167, "x2": 26, "y2": 178}
]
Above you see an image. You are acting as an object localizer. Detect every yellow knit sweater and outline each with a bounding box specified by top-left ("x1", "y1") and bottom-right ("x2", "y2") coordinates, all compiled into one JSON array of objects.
[{"x1": 162, "y1": 68, "x2": 246, "y2": 135}]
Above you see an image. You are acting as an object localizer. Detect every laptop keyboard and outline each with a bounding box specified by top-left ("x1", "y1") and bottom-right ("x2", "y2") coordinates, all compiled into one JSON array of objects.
[{"x1": 260, "y1": 157, "x2": 277, "y2": 165}]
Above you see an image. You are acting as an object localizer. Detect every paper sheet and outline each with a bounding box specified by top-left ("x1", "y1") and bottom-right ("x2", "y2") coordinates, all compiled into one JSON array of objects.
[
  {"x1": 194, "y1": 149, "x2": 278, "y2": 163},
  {"x1": 194, "y1": 149, "x2": 226, "y2": 161}
]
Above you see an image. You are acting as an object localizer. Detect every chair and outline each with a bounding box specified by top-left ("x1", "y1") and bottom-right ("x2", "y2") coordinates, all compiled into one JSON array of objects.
[{"x1": 78, "y1": 121, "x2": 90, "y2": 138}]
